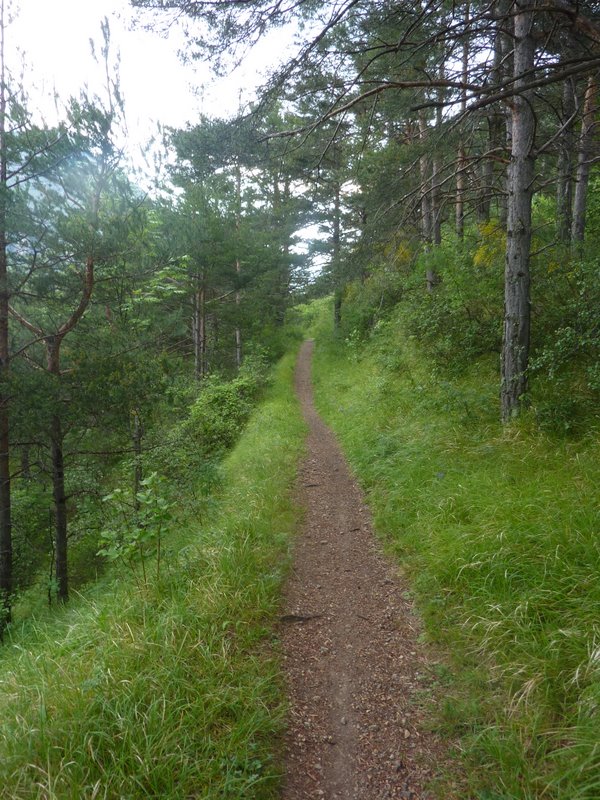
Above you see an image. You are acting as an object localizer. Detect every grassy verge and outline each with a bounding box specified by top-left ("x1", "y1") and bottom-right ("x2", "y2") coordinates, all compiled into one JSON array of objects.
[
  {"x1": 0, "y1": 349, "x2": 305, "y2": 800},
  {"x1": 311, "y1": 300, "x2": 600, "y2": 800}
]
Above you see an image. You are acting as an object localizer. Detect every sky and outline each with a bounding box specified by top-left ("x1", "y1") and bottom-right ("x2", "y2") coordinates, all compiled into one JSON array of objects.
[
  {"x1": 8, "y1": 0, "x2": 289, "y2": 180},
  {"x1": 8, "y1": 0, "x2": 321, "y2": 258}
]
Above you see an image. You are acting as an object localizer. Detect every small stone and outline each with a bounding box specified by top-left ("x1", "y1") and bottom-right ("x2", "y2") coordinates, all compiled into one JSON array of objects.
[
  {"x1": 404, "y1": 729, "x2": 411, "y2": 739},
  {"x1": 341, "y1": 716, "x2": 347, "y2": 725}
]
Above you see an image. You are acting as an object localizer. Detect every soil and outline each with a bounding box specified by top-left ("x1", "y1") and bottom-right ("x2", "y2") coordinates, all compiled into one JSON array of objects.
[{"x1": 278, "y1": 340, "x2": 455, "y2": 800}]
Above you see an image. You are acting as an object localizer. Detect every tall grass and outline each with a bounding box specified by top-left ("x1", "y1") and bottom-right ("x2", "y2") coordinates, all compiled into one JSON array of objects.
[
  {"x1": 0, "y1": 350, "x2": 305, "y2": 799},
  {"x1": 311, "y1": 301, "x2": 600, "y2": 799}
]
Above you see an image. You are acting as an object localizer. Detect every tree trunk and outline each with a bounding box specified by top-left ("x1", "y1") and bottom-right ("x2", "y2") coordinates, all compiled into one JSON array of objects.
[
  {"x1": 20, "y1": 446, "x2": 31, "y2": 480},
  {"x1": 193, "y1": 275, "x2": 206, "y2": 381},
  {"x1": 132, "y1": 409, "x2": 143, "y2": 508},
  {"x1": 50, "y1": 412, "x2": 68, "y2": 603},
  {"x1": 234, "y1": 161, "x2": 242, "y2": 368},
  {"x1": 456, "y1": 3, "x2": 470, "y2": 238},
  {"x1": 0, "y1": 0, "x2": 11, "y2": 632},
  {"x1": 477, "y1": 117, "x2": 495, "y2": 223},
  {"x1": 332, "y1": 177, "x2": 342, "y2": 329},
  {"x1": 556, "y1": 78, "x2": 575, "y2": 243},
  {"x1": 333, "y1": 290, "x2": 342, "y2": 329},
  {"x1": 234, "y1": 299, "x2": 242, "y2": 368},
  {"x1": 571, "y1": 74, "x2": 598, "y2": 245},
  {"x1": 431, "y1": 61, "x2": 444, "y2": 245},
  {"x1": 418, "y1": 111, "x2": 433, "y2": 247},
  {"x1": 46, "y1": 338, "x2": 68, "y2": 602},
  {"x1": 501, "y1": 5, "x2": 535, "y2": 423},
  {"x1": 0, "y1": 386, "x2": 10, "y2": 626},
  {"x1": 419, "y1": 111, "x2": 439, "y2": 292},
  {"x1": 498, "y1": 0, "x2": 513, "y2": 228}
]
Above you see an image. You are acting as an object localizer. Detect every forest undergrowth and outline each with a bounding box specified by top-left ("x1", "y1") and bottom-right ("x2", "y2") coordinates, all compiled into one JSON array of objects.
[
  {"x1": 0, "y1": 349, "x2": 305, "y2": 800},
  {"x1": 304, "y1": 297, "x2": 600, "y2": 800}
]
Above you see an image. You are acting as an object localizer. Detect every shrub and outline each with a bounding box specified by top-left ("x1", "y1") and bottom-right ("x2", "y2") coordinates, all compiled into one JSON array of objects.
[{"x1": 186, "y1": 356, "x2": 269, "y2": 455}]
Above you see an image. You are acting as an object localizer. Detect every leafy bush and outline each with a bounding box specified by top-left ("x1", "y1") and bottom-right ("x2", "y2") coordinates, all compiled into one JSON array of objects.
[
  {"x1": 99, "y1": 472, "x2": 174, "y2": 587},
  {"x1": 186, "y1": 357, "x2": 268, "y2": 455},
  {"x1": 11, "y1": 483, "x2": 50, "y2": 592},
  {"x1": 400, "y1": 229, "x2": 503, "y2": 371},
  {"x1": 530, "y1": 258, "x2": 600, "y2": 431}
]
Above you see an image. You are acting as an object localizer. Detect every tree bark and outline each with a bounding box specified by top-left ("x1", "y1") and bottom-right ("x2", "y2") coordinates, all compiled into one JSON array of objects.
[
  {"x1": 456, "y1": 2, "x2": 470, "y2": 238},
  {"x1": 10, "y1": 256, "x2": 94, "y2": 602},
  {"x1": 556, "y1": 78, "x2": 576, "y2": 243},
  {"x1": 46, "y1": 338, "x2": 68, "y2": 602},
  {"x1": 332, "y1": 177, "x2": 342, "y2": 329},
  {"x1": 132, "y1": 409, "x2": 143, "y2": 508},
  {"x1": 498, "y1": 0, "x2": 513, "y2": 228},
  {"x1": 571, "y1": 73, "x2": 598, "y2": 245},
  {"x1": 50, "y1": 414, "x2": 68, "y2": 603},
  {"x1": 20, "y1": 446, "x2": 31, "y2": 480},
  {"x1": 501, "y1": 4, "x2": 535, "y2": 422},
  {"x1": 477, "y1": 116, "x2": 495, "y2": 223},
  {"x1": 193, "y1": 274, "x2": 206, "y2": 381},
  {"x1": 234, "y1": 161, "x2": 242, "y2": 368},
  {"x1": 418, "y1": 111, "x2": 433, "y2": 248},
  {"x1": 419, "y1": 111, "x2": 439, "y2": 292},
  {"x1": 0, "y1": 0, "x2": 11, "y2": 632}
]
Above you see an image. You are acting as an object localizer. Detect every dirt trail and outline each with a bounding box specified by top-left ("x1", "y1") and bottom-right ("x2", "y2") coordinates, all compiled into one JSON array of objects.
[{"x1": 279, "y1": 340, "x2": 452, "y2": 800}]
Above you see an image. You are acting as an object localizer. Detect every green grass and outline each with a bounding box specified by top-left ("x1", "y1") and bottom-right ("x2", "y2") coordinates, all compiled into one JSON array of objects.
[
  {"x1": 0, "y1": 350, "x2": 305, "y2": 799},
  {"x1": 310, "y1": 301, "x2": 600, "y2": 799}
]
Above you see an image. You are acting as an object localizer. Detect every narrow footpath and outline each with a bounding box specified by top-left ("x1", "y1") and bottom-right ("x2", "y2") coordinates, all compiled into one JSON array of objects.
[{"x1": 279, "y1": 340, "x2": 454, "y2": 800}]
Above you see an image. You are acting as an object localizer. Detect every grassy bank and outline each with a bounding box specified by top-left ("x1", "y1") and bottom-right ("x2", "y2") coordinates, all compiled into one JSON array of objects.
[
  {"x1": 310, "y1": 299, "x2": 600, "y2": 800},
  {"x1": 0, "y1": 350, "x2": 305, "y2": 800}
]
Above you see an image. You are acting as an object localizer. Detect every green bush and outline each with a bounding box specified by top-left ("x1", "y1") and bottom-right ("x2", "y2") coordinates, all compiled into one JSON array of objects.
[
  {"x1": 386, "y1": 229, "x2": 503, "y2": 373},
  {"x1": 530, "y1": 258, "x2": 600, "y2": 431},
  {"x1": 187, "y1": 358, "x2": 268, "y2": 455}
]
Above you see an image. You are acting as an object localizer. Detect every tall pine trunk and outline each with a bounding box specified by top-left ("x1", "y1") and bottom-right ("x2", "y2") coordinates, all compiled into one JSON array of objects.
[
  {"x1": 501, "y1": 5, "x2": 535, "y2": 422},
  {"x1": 193, "y1": 274, "x2": 206, "y2": 381},
  {"x1": 0, "y1": 0, "x2": 11, "y2": 632},
  {"x1": 556, "y1": 78, "x2": 575, "y2": 243},
  {"x1": 47, "y1": 339, "x2": 68, "y2": 602},
  {"x1": 332, "y1": 178, "x2": 342, "y2": 329},
  {"x1": 498, "y1": 0, "x2": 513, "y2": 228},
  {"x1": 571, "y1": 74, "x2": 598, "y2": 245},
  {"x1": 11, "y1": 257, "x2": 95, "y2": 603},
  {"x1": 419, "y1": 111, "x2": 433, "y2": 247},
  {"x1": 50, "y1": 414, "x2": 68, "y2": 603},
  {"x1": 132, "y1": 409, "x2": 143, "y2": 508},
  {"x1": 234, "y1": 162, "x2": 242, "y2": 368},
  {"x1": 456, "y1": 2, "x2": 470, "y2": 238}
]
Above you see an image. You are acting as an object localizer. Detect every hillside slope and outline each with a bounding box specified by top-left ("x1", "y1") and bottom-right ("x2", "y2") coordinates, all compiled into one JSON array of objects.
[
  {"x1": 307, "y1": 298, "x2": 600, "y2": 799},
  {"x1": 0, "y1": 350, "x2": 305, "y2": 800}
]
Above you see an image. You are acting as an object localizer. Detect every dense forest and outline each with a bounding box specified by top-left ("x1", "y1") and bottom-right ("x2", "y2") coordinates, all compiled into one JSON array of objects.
[{"x1": 0, "y1": 0, "x2": 599, "y2": 797}]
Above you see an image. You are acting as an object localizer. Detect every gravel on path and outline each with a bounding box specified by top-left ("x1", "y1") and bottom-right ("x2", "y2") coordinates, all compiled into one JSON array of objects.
[{"x1": 279, "y1": 339, "x2": 455, "y2": 800}]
